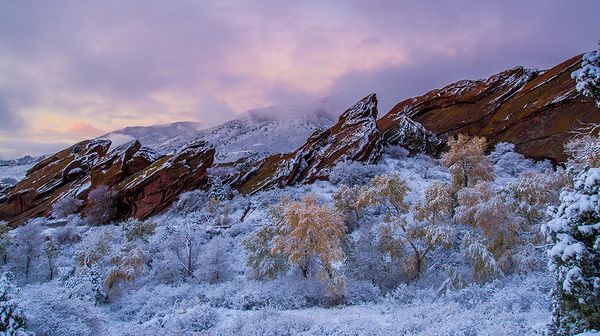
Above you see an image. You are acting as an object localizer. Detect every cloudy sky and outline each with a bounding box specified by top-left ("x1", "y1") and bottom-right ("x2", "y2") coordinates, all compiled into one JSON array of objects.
[{"x1": 1, "y1": 0, "x2": 599, "y2": 159}]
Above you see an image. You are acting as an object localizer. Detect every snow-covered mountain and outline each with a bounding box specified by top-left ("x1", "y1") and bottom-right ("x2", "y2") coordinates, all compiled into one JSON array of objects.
[{"x1": 100, "y1": 97, "x2": 347, "y2": 163}]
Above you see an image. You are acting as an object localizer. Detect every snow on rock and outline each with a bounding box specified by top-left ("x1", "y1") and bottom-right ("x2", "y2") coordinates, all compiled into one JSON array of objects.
[
  {"x1": 233, "y1": 94, "x2": 382, "y2": 194},
  {"x1": 379, "y1": 54, "x2": 600, "y2": 162}
]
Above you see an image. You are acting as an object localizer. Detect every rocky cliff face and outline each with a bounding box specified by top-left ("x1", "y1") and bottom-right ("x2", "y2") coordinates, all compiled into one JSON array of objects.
[
  {"x1": 0, "y1": 139, "x2": 112, "y2": 225},
  {"x1": 0, "y1": 139, "x2": 214, "y2": 226},
  {"x1": 378, "y1": 55, "x2": 600, "y2": 162},
  {"x1": 117, "y1": 140, "x2": 214, "y2": 219},
  {"x1": 233, "y1": 94, "x2": 382, "y2": 194}
]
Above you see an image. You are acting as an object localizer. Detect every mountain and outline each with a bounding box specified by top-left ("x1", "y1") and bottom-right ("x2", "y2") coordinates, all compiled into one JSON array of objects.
[
  {"x1": 1, "y1": 53, "x2": 598, "y2": 226},
  {"x1": 100, "y1": 97, "x2": 347, "y2": 163},
  {"x1": 379, "y1": 54, "x2": 599, "y2": 162}
]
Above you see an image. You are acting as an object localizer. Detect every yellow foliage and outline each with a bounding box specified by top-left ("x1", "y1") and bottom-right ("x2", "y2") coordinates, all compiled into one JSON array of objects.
[
  {"x1": 272, "y1": 194, "x2": 346, "y2": 292},
  {"x1": 441, "y1": 134, "x2": 494, "y2": 188}
]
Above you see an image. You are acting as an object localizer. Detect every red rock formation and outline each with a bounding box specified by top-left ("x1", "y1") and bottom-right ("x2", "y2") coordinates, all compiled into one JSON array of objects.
[
  {"x1": 0, "y1": 140, "x2": 111, "y2": 226},
  {"x1": 378, "y1": 55, "x2": 600, "y2": 162},
  {"x1": 117, "y1": 140, "x2": 215, "y2": 219},
  {"x1": 90, "y1": 140, "x2": 161, "y2": 189},
  {"x1": 234, "y1": 94, "x2": 382, "y2": 194}
]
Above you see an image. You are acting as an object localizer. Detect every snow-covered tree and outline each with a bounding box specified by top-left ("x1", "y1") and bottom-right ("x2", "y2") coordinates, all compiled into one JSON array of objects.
[
  {"x1": 43, "y1": 238, "x2": 60, "y2": 280},
  {"x1": 461, "y1": 233, "x2": 503, "y2": 283},
  {"x1": 272, "y1": 194, "x2": 346, "y2": 294},
  {"x1": 196, "y1": 236, "x2": 232, "y2": 284},
  {"x1": 347, "y1": 222, "x2": 387, "y2": 288},
  {"x1": 414, "y1": 182, "x2": 453, "y2": 225},
  {"x1": 332, "y1": 184, "x2": 368, "y2": 230},
  {"x1": 572, "y1": 43, "x2": 600, "y2": 106},
  {"x1": 0, "y1": 221, "x2": 11, "y2": 265},
  {"x1": 50, "y1": 196, "x2": 83, "y2": 219},
  {"x1": 0, "y1": 272, "x2": 28, "y2": 335},
  {"x1": 441, "y1": 134, "x2": 494, "y2": 188},
  {"x1": 489, "y1": 142, "x2": 534, "y2": 178},
  {"x1": 454, "y1": 183, "x2": 518, "y2": 259},
  {"x1": 84, "y1": 185, "x2": 117, "y2": 225},
  {"x1": 543, "y1": 168, "x2": 600, "y2": 335},
  {"x1": 12, "y1": 219, "x2": 44, "y2": 279},
  {"x1": 162, "y1": 219, "x2": 205, "y2": 277},
  {"x1": 362, "y1": 174, "x2": 453, "y2": 280},
  {"x1": 243, "y1": 223, "x2": 288, "y2": 280},
  {"x1": 105, "y1": 246, "x2": 147, "y2": 295}
]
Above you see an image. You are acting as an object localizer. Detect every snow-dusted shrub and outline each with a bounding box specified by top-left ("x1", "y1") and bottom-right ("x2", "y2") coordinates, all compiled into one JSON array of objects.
[
  {"x1": 105, "y1": 246, "x2": 148, "y2": 296},
  {"x1": 565, "y1": 134, "x2": 600, "y2": 171},
  {"x1": 84, "y1": 185, "x2": 117, "y2": 225},
  {"x1": 328, "y1": 160, "x2": 385, "y2": 186},
  {"x1": 21, "y1": 282, "x2": 110, "y2": 336},
  {"x1": 169, "y1": 190, "x2": 209, "y2": 215},
  {"x1": 43, "y1": 238, "x2": 60, "y2": 280},
  {"x1": 122, "y1": 218, "x2": 156, "y2": 243},
  {"x1": 384, "y1": 145, "x2": 410, "y2": 159},
  {"x1": 204, "y1": 277, "x2": 325, "y2": 310},
  {"x1": 490, "y1": 142, "x2": 534, "y2": 178},
  {"x1": 50, "y1": 196, "x2": 83, "y2": 219},
  {"x1": 346, "y1": 222, "x2": 388, "y2": 288},
  {"x1": 0, "y1": 272, "x2": 28, "y2": 335},
  {"x1": 572, "y1": 43, "x2": 600, "y2": 106},
  {"x1": 159, "y1": 303, "x2": 217, "y2": 334},
  {"x1": 543, "y1": 167, "x2": 600, "y2": 335},
  {"x1": 222, "y1": 309, "x2": 312, "y2": 336},
  {"x1": 153, "y1": 220, "x2": 208, "y2": 279}
]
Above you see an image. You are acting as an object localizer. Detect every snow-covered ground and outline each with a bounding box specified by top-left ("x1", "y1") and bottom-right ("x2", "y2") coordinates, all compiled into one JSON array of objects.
[
  {"x1": 0, "y1": 164, "x2": 32, "y2": 182},
  {"x1": 4, "y1": 143, "x2": 567, "y2": 335}
]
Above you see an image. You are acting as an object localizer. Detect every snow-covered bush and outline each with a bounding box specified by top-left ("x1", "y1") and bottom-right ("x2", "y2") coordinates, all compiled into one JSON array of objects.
[
  {"x1": 490, "y1": 142, "x2": 535, "y2": 178},
  {"x1": 0, "y1": 221, "x2": 11, "y2": 265},
  {"x1": 50, "y1": 196, "x2": 83, "y2": 219},
  {"x1": 84, "y1": 185, "x2": 117, "y2": 225},
  {"x1": 328, "y1": 160, "x2": 385, "y2": 186},
  {"x1": 21, "y1": 282, "x2": 109, "y2": 335},
  {"x1": 543, "y1": 168, "x2": 600, "y2": 335},
  {"x1": 122, "y1": 218, "x2": 156, "y2": 243}
]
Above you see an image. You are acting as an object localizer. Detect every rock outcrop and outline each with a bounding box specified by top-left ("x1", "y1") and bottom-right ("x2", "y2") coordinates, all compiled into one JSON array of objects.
[
  {"x1": 0, "y1": 139, "x2": 214, "y2": 226},
  {"x1": 0, "y1": 140, "x2": 112, "y2": 226},
  {"x1": 117, "y1": 140, "x2": 214, "y2": 219},
  {"x1": 233, "y1": 94, "x2": 382, "y2": 194},
  {"x1": 378, "y1": 55, "x2": 600, "y2": 162}
]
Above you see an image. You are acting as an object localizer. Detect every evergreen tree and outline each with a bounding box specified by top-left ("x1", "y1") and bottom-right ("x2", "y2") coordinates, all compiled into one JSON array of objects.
[
  {"x1": 543, "y1": 168, "x2": 600, "y2": 335},
  {"x1": 0, "y1": 272, "x2": 28, "y2": 335},
  {"x1": 572, "y1": 42, "x2": 600, "y2": 106}
]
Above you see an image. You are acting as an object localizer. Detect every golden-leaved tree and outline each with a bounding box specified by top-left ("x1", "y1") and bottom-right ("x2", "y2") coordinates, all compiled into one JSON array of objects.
[
  {"x1": 441, "y1": 134, "x2": 494, "y2": 188},
  {"x1": 272, "y1": 194, "x2": 346, "y2": 293}
]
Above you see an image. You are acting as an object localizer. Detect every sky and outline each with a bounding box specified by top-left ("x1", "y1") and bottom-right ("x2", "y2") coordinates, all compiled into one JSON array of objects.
[{"x1": 1, "y1": 0, "x2": 599, "y2": 159}]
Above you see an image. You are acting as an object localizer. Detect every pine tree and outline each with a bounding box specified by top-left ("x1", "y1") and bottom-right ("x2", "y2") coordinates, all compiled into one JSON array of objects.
[
  {"x1": 572, "y1": 42, "x2": 600, "y2": 106},
  {"x1": 44, "y1": 238, "x2": 60, "y2": 280},
  {"x1": 543, "y1": 167, "x2": 600, "y2": 335},
  {"x1": 0, "y1": 272, "x2": 28, "y2": 335}
]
